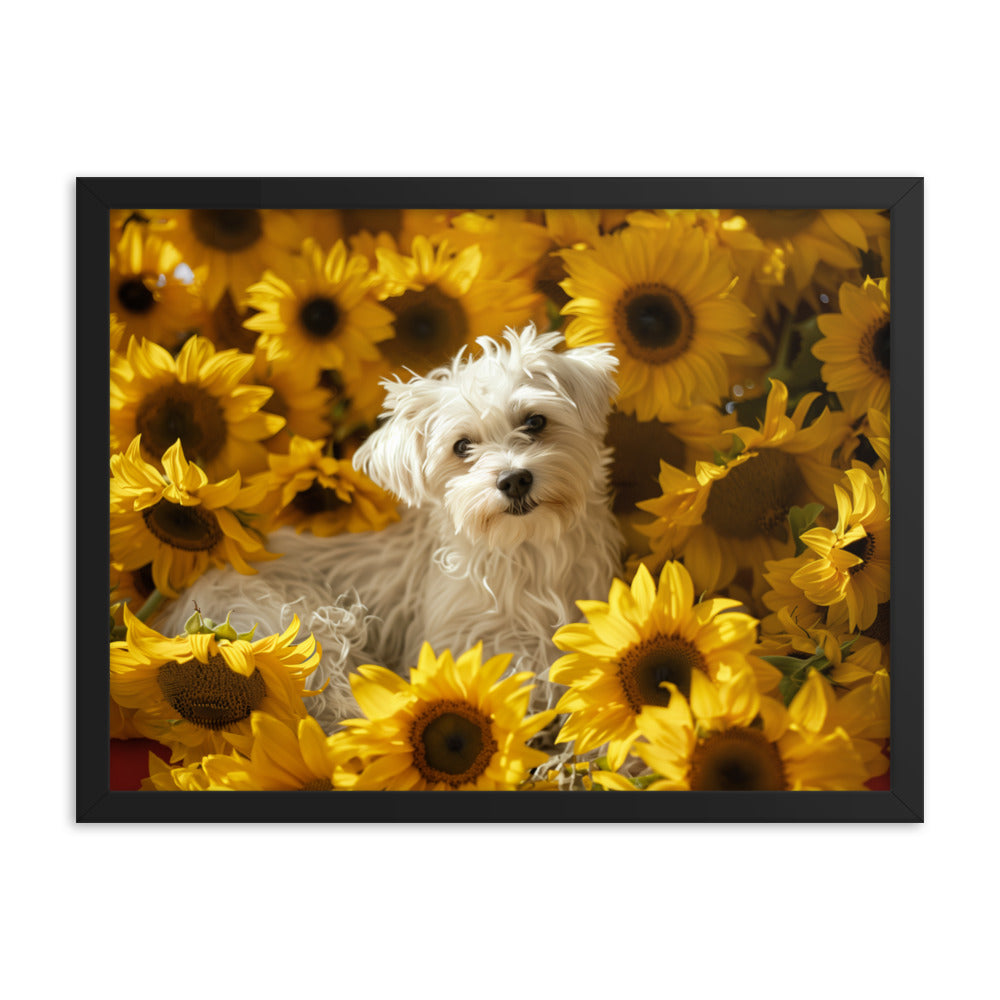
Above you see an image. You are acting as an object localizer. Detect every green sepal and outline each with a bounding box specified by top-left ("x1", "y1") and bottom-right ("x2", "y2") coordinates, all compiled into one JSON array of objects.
[
  {"x1": 713, "y1": 434, "x2": 745, "y2": 467},
  {"x1": 184, "y1": 608, "x2": 250, "y2": 642},
  {"x1": 632, "y1": 773, "x2": 662, "y2": 789}
]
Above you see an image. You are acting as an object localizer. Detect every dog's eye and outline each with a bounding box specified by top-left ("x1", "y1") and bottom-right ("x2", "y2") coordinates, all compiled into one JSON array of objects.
[
  {"x1": 523, "y1": 414, "x2": 546, "y2": 434},
  {"x1": 454, "y1": 438, "x2": 473, "y2": 457}
]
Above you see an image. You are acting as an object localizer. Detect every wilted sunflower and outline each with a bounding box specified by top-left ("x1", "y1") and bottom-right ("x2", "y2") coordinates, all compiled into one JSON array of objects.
[
  {"x1": 244, "y1": 238, "x2": 394, "y2": 383},
  {"x1": 251, "y1": 435, "x2": 398, "y2": 536},
  {"x1": 792, "y1": 466, "x2": 890, "y2": 632},
  {"x1": 110, "y1": 226, "x2": 204, "y2": 350},
  {"x1": 110, "y1": 335, "x2": 284, "y2": 479},
  {"x1": 813, "y1": 277, "x2": 891, "y2": 420},
  {"x1": 334, "y1": 644, "x2": 555, "y2": 790},
  {"x1": 110, "y1": 607, "x2": 320, "y2": 766},
  {"x1": 150, "y1": 208, "x2": 304, "y2": 307},
  {"x1": 592, "y1": 668, "x2": 875, "y2": 791},
  {"x1": 110, "y1": 437, "x2": 273, "y2": 598},
  {"x1": 637, "y1": 379, "x2": 849, "y2": 595},
  {"x1": 559, "y1": 219, "x2": 757, "y2": 421},
  {"x1": 550, "y1": 561, "x2": 779, "y2": 771},
  {"x1": 374, "y1": 235, "x2": 541, "y2": 373}
]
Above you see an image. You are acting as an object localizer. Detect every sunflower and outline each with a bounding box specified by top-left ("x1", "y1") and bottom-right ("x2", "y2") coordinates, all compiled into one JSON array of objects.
[
  {"x1": 605, "y1": 405, "x2": 730, "y2": 554},
  {"x1": 760, "y1": 553, "x2": 825, "y2": 626},
  {"x1": 559, "y1": 219, "x2": 757, "y2": 421},
  {"x1": 731, "y1": 208, "x2": 890, "y2": 319},
  {"x1": 637, "y1": 379, "x2": 849, "y2": 595},
  {"x1": 592, "y1": 667, "x2": 873, "y2": 791},
  {"x1": 109, "y1": 226, "x2": 204, "y2": 351},
  {"x1": 110, "y1": 335, "x2": 284, "y2": 480},
  {"x1": 110, "y1": 561, "x2": 158, "y2": 623},
  {"x1": 549, "y1": 561, "x2": 780, "y2": 771},
  {"x1": 813, "y1": 277, "x2": 891, "y2": 420},
  {"x1": 110, "y1": 436, "x2": 274, "y2": 598},
  {"x1": 244, "y1": 238, "x2": 394, "y2": 384},
  {"x1": 109, "y1": 313, "x2": 128, "y2": 353},
  {"x1": 250, "y1": 345, "x2": 334, "y2": 451},
  {"x1": 251, "y1": 435, "x2": 399, "y2": 536},
  {"x1": 538, "y1": 210, "x2": 632, "y2": 307},
  {"x1": 334, "y1": 643, "x2": 555, "y2": 790},
  {"x1": 110, "y1": 697, "x2": 143, "y2": 740},
  {"x1": 373, "y1": 235, "x2": 541, "y2": 373},
  {"x1": 142, "y1": 755, "x2": 212, "y2": 791},
  {"x1": 757, "y1": 603, "x2": 887, "y2": 690},
  {"x1": 792, "y1": 466, "x2": 891, "y2": 632},
  {"x1": 111, "y1": 607, "x2": 321, "y2": 766},
  {"x1": 184, "y1": 713, "x2": 358, "y2": 791},
  {"x1": 543, "y1": 209, "x2": 632, "y2": 249},
  {"x1": 200, "y1": 289, "x2": 260, "y2": 354},
  {"x1": 149, "y1": 208, "x2": 304, "y2": 308},
  {"x1": 443, "y1": 210, "x2": 555, "y2": 282}
]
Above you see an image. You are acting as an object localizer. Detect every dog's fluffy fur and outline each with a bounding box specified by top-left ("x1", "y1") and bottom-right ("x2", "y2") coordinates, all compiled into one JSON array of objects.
[{"x1": 158, "y1": 325, "x2": 623, "y2": 731}]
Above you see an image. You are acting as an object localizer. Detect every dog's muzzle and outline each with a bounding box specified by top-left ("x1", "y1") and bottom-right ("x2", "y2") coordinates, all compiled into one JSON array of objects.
[
  {"x1": 497, "y1": 468, "x2": 536, "y2": 515},
  {"x1": 497, "y1": 468, "x2": 533, "y2": 500}
]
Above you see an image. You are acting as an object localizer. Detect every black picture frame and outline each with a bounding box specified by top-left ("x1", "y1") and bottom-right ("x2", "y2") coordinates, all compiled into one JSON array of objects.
[{"x1": 79, "y1": 177, "x2": 923, "y2": 822}]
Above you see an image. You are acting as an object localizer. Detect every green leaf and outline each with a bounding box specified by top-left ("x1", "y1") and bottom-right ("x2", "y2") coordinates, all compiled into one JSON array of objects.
[
  {"x1": 761, "y1": 654, "x2": 810, "y2": 676},
  {"x1": 789, "y1": 503, "x2": 824, "y2": 555},
  {"x1": 778, "y1": 676, "x2": 799, "y2": 705}
]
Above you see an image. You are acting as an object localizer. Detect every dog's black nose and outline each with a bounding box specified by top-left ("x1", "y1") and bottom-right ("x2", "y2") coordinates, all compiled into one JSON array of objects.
[{"x1": 497, "y1": 468, "x2": 533, "y2": 500}]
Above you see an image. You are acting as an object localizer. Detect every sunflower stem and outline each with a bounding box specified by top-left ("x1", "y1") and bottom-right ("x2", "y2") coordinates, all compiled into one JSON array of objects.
[{"x1": 135, "y1": 588, "x2": 166, "y2": 622}]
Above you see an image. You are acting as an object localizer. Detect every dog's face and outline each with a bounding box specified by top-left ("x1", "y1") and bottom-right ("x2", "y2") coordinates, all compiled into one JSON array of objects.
[{"x1": 354, "y1": 325, "x2": 618, "y2": 549}]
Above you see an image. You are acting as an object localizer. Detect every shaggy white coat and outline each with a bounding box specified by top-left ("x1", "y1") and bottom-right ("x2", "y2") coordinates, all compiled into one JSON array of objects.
[{"x1": 158, "y1": 325, "x2": 624, "y2": 732}]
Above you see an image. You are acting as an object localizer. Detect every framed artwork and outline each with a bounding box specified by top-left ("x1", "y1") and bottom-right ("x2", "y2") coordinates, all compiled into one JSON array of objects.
[{"x1": 78, "y1": 177, "x2": 922, "y2": 822}]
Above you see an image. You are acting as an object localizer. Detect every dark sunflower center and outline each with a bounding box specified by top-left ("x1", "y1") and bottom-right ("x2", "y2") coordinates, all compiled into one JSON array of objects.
[
  {"x1": 382, "y1": 285, "x2": 470, "y2": 372},
  {"x1": 300, "y1": 296, "x2": 341, "y2": 339},
  {"x1": 617, "y1": 635, "x2": 707, "y2": 714},
  {"x1": 688, "y1": 727, "x2": 787, "y2": 791},
  {"x1": 703, "y1": 449, "x2": 806, "y2": 541},
  {"x1": 142, "y1": 499, "x2": 223, "y2": 551},
  {"x1": 740, "y1": 209, "x2": 819, "y2": 240},
  {"x1": 190, "y1": 209, "x2": 263, "y2": 252},
  {"x1": 867, "y1": 321, "x2": 890, "y2": 376},
  {"x1": 210, "y1": 291, "x2": 259, "y2": 353},
  {"x1": 862, "y1": 601, "x2": 891, "y2": 645},
  {"x1": 157, "y1": 654, "x2": 266, "y2": 729},
  {"x1": 135, "y1": 382, "x2": 227, "y2": 465},
  {"x1": 615, "y1": 283, "x2": 693, "y2": 364},
  {"x1": 844, "y1": 531, "x2": 876, "y2": 574},
  {"x1": 131, "y1": 562, "x2": 157, "y2": 600},
  {"x1": 411, "y1": 700, "x2": 497, "y2": 787},
  {"x1": 299, "y1": 777, "x2": 334, "y2": 791},
  {"x1": 117, "y1": 277, "x2": 156, "y2": 315},
  {"x1": 291, "y1": 480, "x2": 346, "y2": 516}
]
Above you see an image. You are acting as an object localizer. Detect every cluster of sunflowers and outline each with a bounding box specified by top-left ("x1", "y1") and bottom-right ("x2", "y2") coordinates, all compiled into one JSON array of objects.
[{"x1": 107, "y1": 206, "x2": 891, "y2": 793}]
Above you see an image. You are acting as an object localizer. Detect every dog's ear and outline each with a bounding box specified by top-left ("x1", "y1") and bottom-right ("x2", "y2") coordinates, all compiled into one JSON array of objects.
[
  {"x1": 353, "y1": 376, "x2": 434, "y2": 506},
  {"x1": 550, "y1": 341, "x2": 619, "y2": 435}
]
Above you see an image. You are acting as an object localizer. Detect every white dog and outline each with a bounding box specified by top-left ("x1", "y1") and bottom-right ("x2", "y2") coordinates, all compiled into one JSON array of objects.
[{"x1": 158, "y1": 325, "x2": 623, "y2": 731}]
